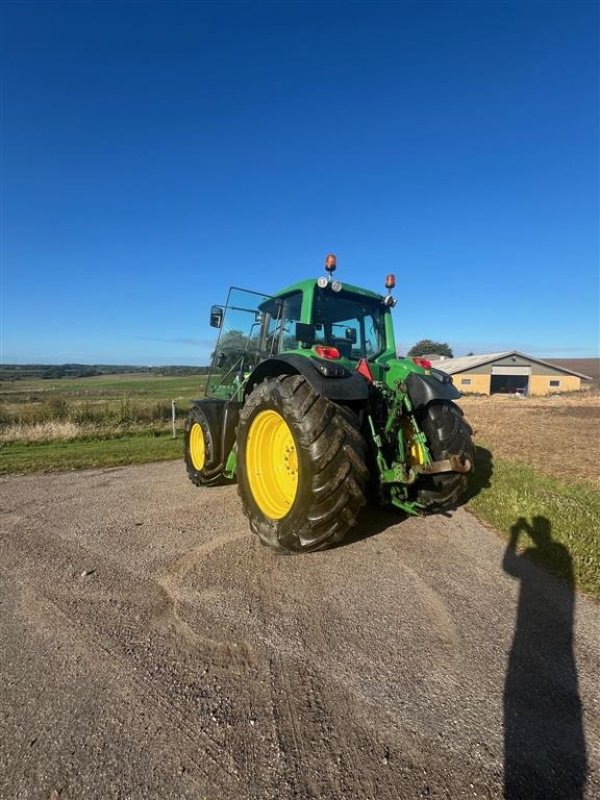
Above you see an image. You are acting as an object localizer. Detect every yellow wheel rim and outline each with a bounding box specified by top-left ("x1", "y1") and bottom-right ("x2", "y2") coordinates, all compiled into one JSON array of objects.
[
  {"x1": 189, "y1": 422, "x2": 206, "y2": 471},
  {"x1": 246, "y1": 410, "x2": 299, "y2": 520},
  {"x1": 408, "y1": 439, "x2": 427, "y2": 465},
  {"x1": 404, "y1": 423, "x2": 427, "y2": 466}
]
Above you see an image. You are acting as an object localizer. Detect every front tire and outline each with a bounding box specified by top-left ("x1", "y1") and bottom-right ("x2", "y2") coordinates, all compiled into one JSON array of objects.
[
  {"x1": 184, "y1": 405, "x2": 225, "y2": 486},
  {"x1": 237, "y1": 374, "x2": 368, "y2": 553},
  {"x1": 414, "y1": 401, "x2": 474, "y2": 510}
]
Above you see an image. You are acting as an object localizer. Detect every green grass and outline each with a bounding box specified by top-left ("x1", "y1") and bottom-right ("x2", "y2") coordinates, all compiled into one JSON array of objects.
[
  {"x1": 467, "y1": 448, "x2": 600, "y2": 598},
  {"x1": 0, "y1": 433, "x2": 184, "y2": 474}
]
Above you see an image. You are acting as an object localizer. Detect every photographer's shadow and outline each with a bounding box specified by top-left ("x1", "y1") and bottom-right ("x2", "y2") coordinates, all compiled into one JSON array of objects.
[{"x1": 503, "y1": 516, "x2": 587, "y2": 798}]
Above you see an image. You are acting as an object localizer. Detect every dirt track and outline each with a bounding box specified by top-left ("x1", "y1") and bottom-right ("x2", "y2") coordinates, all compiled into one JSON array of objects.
[
  {"x1": 1, "y1": 462, "x2": 599, "y2": 799},
  {"x1": 458, "y1": 392, "x2": 600, "y2": 485}
]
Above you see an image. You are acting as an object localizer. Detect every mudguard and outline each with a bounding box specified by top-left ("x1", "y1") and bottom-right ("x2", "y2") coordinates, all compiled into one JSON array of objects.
[
  {"x1": 405, "y1": 371, "x2": 461, "y2": 410},
  {"x1": 244, "y1": 355, "x2": 369, "y2": 403}
]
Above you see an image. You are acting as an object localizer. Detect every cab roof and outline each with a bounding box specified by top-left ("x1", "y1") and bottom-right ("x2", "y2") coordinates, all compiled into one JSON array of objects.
[{"x1": 272, "y1": 277, "x2": 384, "y2": 302}]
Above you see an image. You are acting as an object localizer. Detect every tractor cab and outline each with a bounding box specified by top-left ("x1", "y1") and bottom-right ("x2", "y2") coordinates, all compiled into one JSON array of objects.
[{"x1": 206, "y1": 276, "x2": 396, "y2": 399}]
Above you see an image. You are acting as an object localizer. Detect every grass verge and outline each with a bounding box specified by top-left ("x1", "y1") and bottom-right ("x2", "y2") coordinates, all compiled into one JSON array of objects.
[
  {"x1": 467, "y1": 448, "x2": 600, "y2": 598},
  {"x1": 0, "y1": 433, "x2": 183, "y2": 474}
]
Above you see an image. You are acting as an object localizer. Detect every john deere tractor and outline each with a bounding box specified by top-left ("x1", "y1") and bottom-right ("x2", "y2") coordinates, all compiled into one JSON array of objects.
[{"x1": 185, "y1": 254, "x2": 474, "y2": 553}]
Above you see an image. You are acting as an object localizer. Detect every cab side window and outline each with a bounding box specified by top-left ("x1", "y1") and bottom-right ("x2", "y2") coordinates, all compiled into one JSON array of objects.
[{"x1": 279, "y1": 292, "x2": 303, "y2": 351}]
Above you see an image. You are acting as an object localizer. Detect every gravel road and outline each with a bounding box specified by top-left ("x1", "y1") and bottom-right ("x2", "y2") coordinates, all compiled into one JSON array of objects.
[{"x1": 1, "y1": 462, "x2": 598, "y2": 799}]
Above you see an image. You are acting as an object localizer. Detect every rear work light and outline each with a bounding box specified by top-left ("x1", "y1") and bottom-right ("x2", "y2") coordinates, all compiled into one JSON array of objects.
[
  {"x1": 314, "y1": 345, "x2": 341, "y2": 360},
  {"x1": 412, "y1": 357, "x2": 432, "y2": 369}
]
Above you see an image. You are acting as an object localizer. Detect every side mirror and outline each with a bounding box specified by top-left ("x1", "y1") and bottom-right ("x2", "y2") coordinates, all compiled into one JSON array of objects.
[
  {"x1": 217, "y1": 351, "x2": 226, "y2": 368},
  {"x1": 345, "y1": 327, "x2": 357, "y2": 344},
  {"x1": 210, "y1": 305, "x2": 224, "y2": 328},
  {"x1": 295, "y1": 322, "x2": 315, "y2": 347}
]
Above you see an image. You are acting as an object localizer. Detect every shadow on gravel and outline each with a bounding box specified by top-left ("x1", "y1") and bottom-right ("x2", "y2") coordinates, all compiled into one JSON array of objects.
[
  {"x1": 336, "y1": 506, "x2": 405, "y2": 549},
  {"x1": 503, "y1": 516, "x2": 587, "y2": 799},
  {"x1": 463, "y1": 445, "x2": 494, "y2": 503}
]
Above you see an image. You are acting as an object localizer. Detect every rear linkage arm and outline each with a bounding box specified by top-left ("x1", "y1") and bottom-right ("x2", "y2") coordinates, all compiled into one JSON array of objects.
[{"x1": 367, "y1": 382, "x2": 469, "y2": 515}]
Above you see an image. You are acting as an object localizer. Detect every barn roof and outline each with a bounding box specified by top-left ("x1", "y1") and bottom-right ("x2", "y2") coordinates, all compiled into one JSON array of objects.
[{"x1": 429, "y1": 351, "x2": 593, "y2": 380}]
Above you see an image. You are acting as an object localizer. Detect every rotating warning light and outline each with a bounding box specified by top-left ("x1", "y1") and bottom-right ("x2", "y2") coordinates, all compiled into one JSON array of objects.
[
  {"x1": 324, "y1": 253, "x2": 337, "y2": 272},
  {"x1": 385, "y1": 273, "x2": 396, "y2": 290}
]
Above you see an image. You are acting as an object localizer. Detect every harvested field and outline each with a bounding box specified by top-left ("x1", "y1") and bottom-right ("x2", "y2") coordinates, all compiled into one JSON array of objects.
[
  {"x1": 547, "y1": 358, "x2": 600, "y2": 387},
  {"x1": 459, "y1": 390, "x2": 600, "y2": 486}
]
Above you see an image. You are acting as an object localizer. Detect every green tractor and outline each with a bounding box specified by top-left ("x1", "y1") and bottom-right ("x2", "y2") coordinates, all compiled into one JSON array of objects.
[{"x1": 185, "y1": 254, "x2": 474, "y2": 553}]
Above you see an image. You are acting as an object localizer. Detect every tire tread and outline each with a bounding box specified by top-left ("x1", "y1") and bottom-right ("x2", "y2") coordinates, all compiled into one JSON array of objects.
[{"x1": 237, "y1": 375, "x2": 368, "y2": 553}]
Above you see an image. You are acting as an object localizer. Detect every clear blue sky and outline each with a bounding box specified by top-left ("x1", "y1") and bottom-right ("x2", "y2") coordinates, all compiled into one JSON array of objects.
[{"x1": 1, "y1": 0, "x2": 598, "y2": 365}]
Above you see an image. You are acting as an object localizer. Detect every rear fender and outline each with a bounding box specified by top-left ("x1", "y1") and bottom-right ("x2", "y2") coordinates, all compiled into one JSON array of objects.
[
  {"x1": 244, "y1": 355, "x2": 369, "y2": 403},
  {"x1": 405, "y1": 371, "x2": 461, "y2": 410}
]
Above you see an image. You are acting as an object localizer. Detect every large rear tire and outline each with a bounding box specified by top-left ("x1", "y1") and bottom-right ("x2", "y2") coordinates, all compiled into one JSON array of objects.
[
  {"x1": 414, "y1": 401, "x2": 474, "y2": 510},
  {"x1": 237, "y1": 374, "x2": 368, "y2": 553}
]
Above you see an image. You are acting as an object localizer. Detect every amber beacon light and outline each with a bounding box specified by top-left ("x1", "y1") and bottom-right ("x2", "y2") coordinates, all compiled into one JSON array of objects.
[{"x1": 324, "y1": 253, "x2": 337, "y2": 273}]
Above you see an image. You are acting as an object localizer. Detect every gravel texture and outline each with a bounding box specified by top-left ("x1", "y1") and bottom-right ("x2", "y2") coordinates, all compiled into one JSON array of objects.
[{"x1": 1, "y1": 461, "x2": 598, "y2": 799}]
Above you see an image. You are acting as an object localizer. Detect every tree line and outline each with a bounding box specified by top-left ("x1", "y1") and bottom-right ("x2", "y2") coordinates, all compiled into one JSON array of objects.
[{"x1": 0, "y1": 364, "x2": 211, "y2": 381}]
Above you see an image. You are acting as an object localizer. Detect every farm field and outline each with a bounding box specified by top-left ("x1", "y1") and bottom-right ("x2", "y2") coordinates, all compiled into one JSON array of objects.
[
  {"x1": 549, "y1": 357, "x2": 600, "y2": 387},
  {"x1": 0, "y1": 371, "x2": 207, "y2": 402},
  {"x1": 458, "y1": 390, "x2": 600, "y2": 595},
  {"x1": 0, "y1": 373, "x2": 207, "y2": 473},
  {"x1": 458, "y1": 390, "x2": 600, "y2": 486}
]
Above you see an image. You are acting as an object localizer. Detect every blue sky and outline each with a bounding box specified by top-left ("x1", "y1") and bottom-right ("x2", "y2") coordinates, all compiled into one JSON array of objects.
[{"x1": 1, "y1": 0, "x2": 598, "y2": 365}]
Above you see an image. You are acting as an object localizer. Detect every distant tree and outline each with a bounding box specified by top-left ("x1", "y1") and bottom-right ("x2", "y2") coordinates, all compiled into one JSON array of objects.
[
  {"x1": 407, "y1": 339, "x2": 454, "y2": 358},
  {"x1": 466, "y1": 351, "x2": 474, "y2": 356},
  {"x1": 42, "y1": 366, "x2": 66, "y2": 379}
]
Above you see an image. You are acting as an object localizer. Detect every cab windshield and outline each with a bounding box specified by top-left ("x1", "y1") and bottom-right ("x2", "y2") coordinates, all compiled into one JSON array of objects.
[{"x1": 312, "y1": 288, "x2": 386, "y2": 359}]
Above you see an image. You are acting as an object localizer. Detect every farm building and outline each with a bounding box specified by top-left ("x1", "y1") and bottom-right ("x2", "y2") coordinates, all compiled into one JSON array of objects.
[{"x1": 430, "y1": 351, "x2": 592, "y2": 396}]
